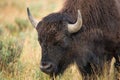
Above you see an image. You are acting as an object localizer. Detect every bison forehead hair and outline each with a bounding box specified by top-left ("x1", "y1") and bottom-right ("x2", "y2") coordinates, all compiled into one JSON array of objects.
[{"x1": 37, "y1": 13, "x2": 73, "y2": 42}]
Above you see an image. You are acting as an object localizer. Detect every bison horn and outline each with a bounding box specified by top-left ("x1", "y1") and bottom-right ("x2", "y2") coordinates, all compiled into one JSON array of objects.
[
  {"x1": 67, "y1": 10, "x2": 82, "y2": 33},
  {"x1": 27, "y1": 8, "x2": 39, "y2": 28}
]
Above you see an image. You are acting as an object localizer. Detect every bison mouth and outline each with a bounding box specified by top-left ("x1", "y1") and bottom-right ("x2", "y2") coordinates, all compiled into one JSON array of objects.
[
  {"x1": 40, "y1": 63, "x2": 58, "y2": 75},
  {"x1": 50, "y1": 63, "x2": 69, "y2": 79},
  {"x1": 49, "y1": 66, "x2": 65, "y2": 80},
  {"x1": 40, "y1": 63, "x2": 66, "y2": 78},
  {"x1": 40, "y1": 59, "x2": 70, "y2": 79}
]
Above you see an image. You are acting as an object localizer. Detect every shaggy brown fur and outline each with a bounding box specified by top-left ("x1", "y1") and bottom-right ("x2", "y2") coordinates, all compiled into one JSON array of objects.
[
  {"x1": 61, "y1": 0, "x2": 120, "y2": 25},
  {"x1": 35, "y1": 0, "x2": 120, "y2": 80}
]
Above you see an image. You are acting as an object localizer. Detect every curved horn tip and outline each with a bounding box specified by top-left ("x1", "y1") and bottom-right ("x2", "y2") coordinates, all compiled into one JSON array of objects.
[
  {"x1": 27, "y1": 7, "x2": 30, "y2": 16},
  {"x1": 27, "y1": 7, "x2": 29, "y2": 13},
  {"x1": 27, "y1": 7, "x2": 39, "y2": 28},
  {"x1": 27, "y1": 7, "x2": 29, "y2": 12}
]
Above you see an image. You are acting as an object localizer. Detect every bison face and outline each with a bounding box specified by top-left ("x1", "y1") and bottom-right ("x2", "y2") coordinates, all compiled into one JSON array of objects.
[
  {"x1": 39, "y1": 33, "x2": 72, "y2": 76},
  {"x1": 27, "y1": 8, "x2": 82, "y2": 76},
  {"x1": 37, "y1": 13, "x2": 73, "y2": 76}
]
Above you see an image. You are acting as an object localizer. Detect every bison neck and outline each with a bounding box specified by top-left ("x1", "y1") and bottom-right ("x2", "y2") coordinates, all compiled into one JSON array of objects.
[{"x1": 61, "y1": 0, "x2": 120, "y2": 28}]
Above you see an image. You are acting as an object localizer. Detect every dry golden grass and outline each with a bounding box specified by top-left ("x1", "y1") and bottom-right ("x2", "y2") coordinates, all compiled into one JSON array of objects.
[{"x1": 0, "y1": 0, "x2": 119, "y2": 80}]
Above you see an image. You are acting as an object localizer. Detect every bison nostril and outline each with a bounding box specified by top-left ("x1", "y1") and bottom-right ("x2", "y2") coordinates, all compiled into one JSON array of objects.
[
  {"x1": 42, "y1": 62, "x2": 48, "y2": 66},
  {"x1": 40, "y1": 62, "x2": 53, "y2": 71}
]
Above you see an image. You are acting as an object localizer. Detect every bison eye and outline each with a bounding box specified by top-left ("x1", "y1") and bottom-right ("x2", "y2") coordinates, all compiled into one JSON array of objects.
[
  {"x1": 38, "y1": 37, "x2": 43, "y2": 43},
  {"x1": 53, "y1": 40, "x2": 65, "y2": 47},
  {"x1": 53, "y1": 41, "x2": 61, "y2": 46}
]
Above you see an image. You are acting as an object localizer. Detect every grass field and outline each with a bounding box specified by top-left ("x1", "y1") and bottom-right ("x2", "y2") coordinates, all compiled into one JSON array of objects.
[{"x1": 0, "y1": 0, "x2": 119, "y2": 80}]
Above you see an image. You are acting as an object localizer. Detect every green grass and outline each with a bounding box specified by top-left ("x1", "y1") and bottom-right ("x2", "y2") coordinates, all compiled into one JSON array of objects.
[
  {"x1": 5, "y1": 23, "x2": 17, "y2": 34},
  {"x1": 0, "y1": 36, "x2": 23, "y2": 73},
  {"x1": 0, "y1": 25, "x2": 4, "y2": 35},
  {"x1": 15, "y1": 17, "x2": 30, "y2": 31}
]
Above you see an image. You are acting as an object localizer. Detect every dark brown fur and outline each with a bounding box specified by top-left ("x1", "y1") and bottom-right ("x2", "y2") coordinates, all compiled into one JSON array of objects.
[{"x1": 36, "y1": 0, "x2": 120, "y2": 79}]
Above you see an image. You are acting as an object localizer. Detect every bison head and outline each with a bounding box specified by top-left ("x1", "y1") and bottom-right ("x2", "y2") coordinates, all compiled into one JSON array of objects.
[{"x1": 27, "y1": 8, "x2": 82, "y2": 77}]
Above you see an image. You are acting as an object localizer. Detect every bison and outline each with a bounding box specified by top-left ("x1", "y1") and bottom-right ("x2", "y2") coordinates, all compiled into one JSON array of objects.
[{"x1": 27, "y1": 0, "x2": 120, "y2": 79}]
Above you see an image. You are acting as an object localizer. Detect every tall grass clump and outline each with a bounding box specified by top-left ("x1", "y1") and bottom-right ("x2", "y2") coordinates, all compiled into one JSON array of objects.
[
  {"x1": 5, "y1": 23, "x2": 18, "y2": 35},
  {"x1": 0, "y1": 25, "x2": 4, "y2": 35},
  {"x1": 15, "y1": 17, "x2": 30, "y2": 31},
  {"x1": 0, "y1": 36, "x2": 23, "y2": 74}
]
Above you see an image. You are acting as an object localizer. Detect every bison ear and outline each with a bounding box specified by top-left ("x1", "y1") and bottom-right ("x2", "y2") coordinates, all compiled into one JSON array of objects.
[
  {"x1": 67, "y1": 10, "x2": 83, "y2": 33},
  {"x1": 27, "y1": 7, "x2": 39, "y2": 28}
]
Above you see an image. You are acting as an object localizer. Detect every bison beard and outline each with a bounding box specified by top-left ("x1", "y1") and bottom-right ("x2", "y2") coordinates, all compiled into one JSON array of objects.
[{"x1": 27, "y1": 0, "x2": 120, "y2": 80}]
